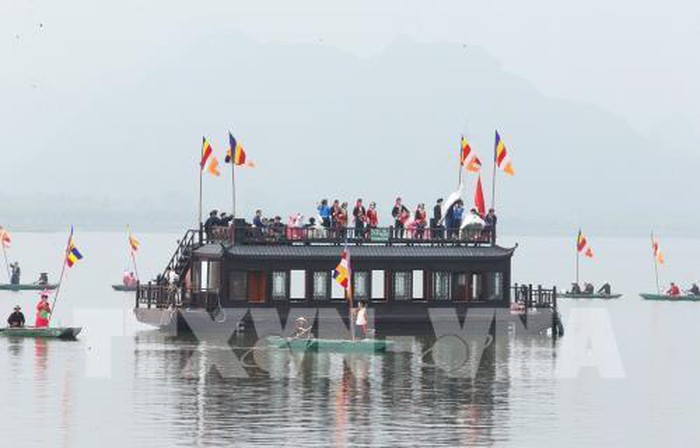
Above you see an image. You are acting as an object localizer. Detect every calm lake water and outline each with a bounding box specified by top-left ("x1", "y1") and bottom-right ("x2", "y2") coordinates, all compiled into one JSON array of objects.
[{"x1": 2, "y1": 232, "x2": 700, "y2": 447}]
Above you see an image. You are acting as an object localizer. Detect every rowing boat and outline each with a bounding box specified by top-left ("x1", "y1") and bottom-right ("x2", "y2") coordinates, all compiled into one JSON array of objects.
[
  {"x1": 266, "y1": 336, "x2": 393, "y2": 353},
  {"x1": 0, "y1": 283, "x2": 58, "y2": 291},
  {"x1": 112, "y1": 284, "x2": 137, "y2": 292},
  {"x1": 640, "y1": 293, "x2": 700, "y2": 302},
  {"x1": 559, "y1": 293, "x2": 623, "y2": 299},
  {"x1": 0, "y1": 326, "x2": 82, "y2": 340}
]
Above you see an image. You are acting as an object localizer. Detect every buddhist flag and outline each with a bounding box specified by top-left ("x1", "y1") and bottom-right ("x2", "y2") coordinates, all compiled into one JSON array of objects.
[
  {"x1": 128, "y1": 228, "x2": 140, "y2": 253},
  {"x1": 460, "y1": 136, "x2": 482, "y2": 173},
  {"x1": 652, "y1": 239, "x2": 664, "y2": 264},
  {"x1": 226, "y1": 132, "x2": 255, "y2": 167},
  {"x1": 577, "y1": 230, "x2": 593, "y2": 258},
  {"x1": 494, "y1": 130, "x2": 514, "y2": 176},
  {"x1": 206, "y1": 156, "x2": 221, "y2": 176},
  {"x1": 0, "y1": 226, "x2": 11, "y2": 248},
  {"x1": 200, "y1": 137, "x2": 213, "y2": 170},
  {"x1": 65, "y1": 227, "x2": 83, "y2": 268},
  {"x1": 474, "y1": 175, "x2": 486, "y2": 216},
  {"x1": 332, "y1": 248, "x2": 352, "y2": 300}
]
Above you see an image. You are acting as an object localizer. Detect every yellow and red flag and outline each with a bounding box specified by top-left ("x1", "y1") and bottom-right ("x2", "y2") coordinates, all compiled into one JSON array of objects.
[
  {"x1": 577, "y1": 230, "x2": 593, "y2": 258},
  {"x1": 226, "y1": 132, "x2": 255, "y2": 167},
  {"x1": 200, "y1": 137, "x2": 213, "y2": 169},
  {"x1": 460, "y1": 136, "x2": 482, "y2": 173},
  {"x1": 128, "y1": 228, "x2": 140, "y2": 253},
  {"x1": 495, "y1": 130, "x2": 514, "y2": 176}
]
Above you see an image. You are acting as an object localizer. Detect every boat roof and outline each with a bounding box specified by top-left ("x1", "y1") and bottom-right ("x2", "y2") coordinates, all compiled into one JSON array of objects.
[{"x1": 193, "y1": 243, "x2": 516, "y2": 260}]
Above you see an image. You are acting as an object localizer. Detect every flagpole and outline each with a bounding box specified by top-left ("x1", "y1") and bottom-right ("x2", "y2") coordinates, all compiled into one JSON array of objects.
[
  {"x1": 651, "y1": 230, "x2": 660, "y2": 295},
  {"x1": 1, "y1": 243, "x2": 10, "y2": 282},
  {"x1": 576, "y1": 233, "x2": 580, "y2": 286},
  {"x1": 48, "y1": 228, "x2": 73, "y2": 325},
  {"x1": 491, "y1": 130, "x2": 498, "y2": 209},
  {"x1": 231, "y1": 153, "x2": 236, "y2": 219},
  {"x1": 198, "y1": 138, "x2": 204, "y2": 240}
]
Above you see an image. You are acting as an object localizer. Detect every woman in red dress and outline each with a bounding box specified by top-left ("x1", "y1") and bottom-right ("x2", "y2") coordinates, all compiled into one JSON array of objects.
[{"x1": 35, "y1": 292, "x2": 51, "y2": 328}]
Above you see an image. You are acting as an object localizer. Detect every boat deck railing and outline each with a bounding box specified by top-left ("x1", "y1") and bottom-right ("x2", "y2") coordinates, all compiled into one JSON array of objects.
[
  {"x1": 135, "y1": 283, "x2": 221, "y2": 310},
  {"x1": 204, "y1": 223, "x2": 496, "y2": 246},
  {"x1": 511, "y1": 284, "x2": 558, "y2": 310}
]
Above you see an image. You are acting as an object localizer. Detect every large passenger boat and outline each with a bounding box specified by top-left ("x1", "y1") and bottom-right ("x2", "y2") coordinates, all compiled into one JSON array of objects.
[{"x1": 134, "y1": 223, "x2": 561, "y2": 337}]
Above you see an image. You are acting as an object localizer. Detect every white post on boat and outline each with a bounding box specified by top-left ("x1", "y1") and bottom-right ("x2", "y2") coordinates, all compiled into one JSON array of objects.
[
  {"x1": 198, "y1": 137, "x2": 205, "y2": 229},
  {"x1": 48, "y1": 226, "x2": 73, "y2": 325},
  {"x1": 491, "y1": 130, "x2": 498, "y2": 211},
  {"x1": 346, "y1": 245, "x2": 355, "y2": 342},
  {"x1": 128, "y1": 226, "x2": 140, "y2": 281},
  {"x1": 1, "y1": 242, "x2": 10, "y2": 282},
  {"x1": 230, "y1": 134, "x2": 236, "y2": 220},
  {"x1": 576, "y1": 229, "x2": 580, "y2": 286},
  {"x1": 651, "y1": 230, "x2": 660, "y2": 295}
]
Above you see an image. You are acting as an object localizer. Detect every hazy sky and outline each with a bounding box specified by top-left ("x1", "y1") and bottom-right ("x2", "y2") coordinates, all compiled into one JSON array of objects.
[{"x1": 2, "y1": 0, "x2": 699, "y2": 234}]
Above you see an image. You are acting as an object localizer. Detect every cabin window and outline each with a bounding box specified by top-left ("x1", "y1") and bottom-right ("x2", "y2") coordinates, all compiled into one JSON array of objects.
[
  {"x1": 290, "y1": 270, "x2": 306, "y2": 300},
  {"x1": 371, "y1": 270, "x2": 385, "y2": 300},
  {"x1": 312, "y1": 271, "x2": 329, "y2": 300},
  {"x1": 412, "y1": 270, "x2": 424, "y2": 300},
  {"x1": 432, "y1": 272, "x2": 451, "y2": 301},
  {"x1": 353, "y1": 271, "x2": 370, "y2": 300},
  {"x1": 271, "y1": 271, "x2": 288, "y2": 300},
  {"x1": 453, "y1": 272, "x2": 469, "y2": 302},
  {"x1": 488, "y1": 272, "x2": 504, "y2": 301},
  {"x1": 229, "y1": 271, "x2": 247, "y2": 301},
  {"x1": 393, "y1": 271, "x2": 412, "y2": 300},
  {"x1": 471, "y1": 273, "x2": 484, "y2": 301}
]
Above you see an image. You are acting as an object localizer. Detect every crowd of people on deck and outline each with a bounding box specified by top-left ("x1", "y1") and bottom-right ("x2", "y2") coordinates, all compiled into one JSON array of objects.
[
  {"x1": 5, "y1": 290, "x2": 52, "y2": 329},
  {"x1": 217, "y1": 197, "x2": 499, "y2": 243}
]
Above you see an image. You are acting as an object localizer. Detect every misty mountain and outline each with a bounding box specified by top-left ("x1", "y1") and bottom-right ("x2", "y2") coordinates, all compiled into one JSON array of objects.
[{"x1": 1, "y1": 31, "x2": 696, "y2": 235}]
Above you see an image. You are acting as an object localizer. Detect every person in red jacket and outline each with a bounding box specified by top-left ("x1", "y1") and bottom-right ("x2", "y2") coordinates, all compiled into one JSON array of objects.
[
  {"x1": 35, "y1": 292, "x2": 51, "y2": 327},
  {"x1": 666, "y1": 282, "x2": 681, "y2": 297}
]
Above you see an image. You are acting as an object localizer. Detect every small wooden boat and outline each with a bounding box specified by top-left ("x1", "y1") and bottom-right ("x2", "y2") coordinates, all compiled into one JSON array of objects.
[
  {"x1": 559, "y1": 292, "x2": 623, "y2": 299},
  {"x1": 0, "y1": 283, "x2": 58, "y2": 291},
  {"x1": 112, "y1": 284, "x2": 137, "y2": 292},
  {"x1": 0, "y1": 326, "x2": 82, "y2": 340},
  {"x1": 640, "y1": 293, "x2": 700, "y2": 302},
  {"x1": 266, "y1": 336, "x2": 393, "y2": 353}
]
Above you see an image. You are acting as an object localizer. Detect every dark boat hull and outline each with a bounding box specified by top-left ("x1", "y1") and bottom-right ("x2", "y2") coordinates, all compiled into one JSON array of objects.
[
  {"x1": 112, "y1": 284, "x2": 137, "y2": 292},
  {"x1": 0, "y1": 326, "x2": 82, "y2": 340},
  {"x1": 559, "y1": 293, "x2": 622, "y2": 299},
  {"x1": 640, "y1": 293, "x2": 700, "y2": 302},
  {"x1": 0, "y1": 283, "x2": 58, "y2": 291}
]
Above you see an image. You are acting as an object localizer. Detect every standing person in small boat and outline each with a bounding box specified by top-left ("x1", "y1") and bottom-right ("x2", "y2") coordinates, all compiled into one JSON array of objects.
[
  {"x1": 667, "y1": 282, "x2": 681, "y2": 297},
  {"x1": 7, "y1": 305, "x2": 25, "y2": 328},
  {"x1": 10, "y1": 262, "x2": 20, "y2": 285},
  {"x1": 35, "y1": 292, "x2": 51, "y2": 328},
  {"x1": 355, "y1": 301, "x2": 368, "y2": 339}
]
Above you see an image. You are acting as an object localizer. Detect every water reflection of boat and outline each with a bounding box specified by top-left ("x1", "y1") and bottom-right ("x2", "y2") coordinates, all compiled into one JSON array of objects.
[{"x1": 130, "y1": 332, "x2": 545, "y2": 446}]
